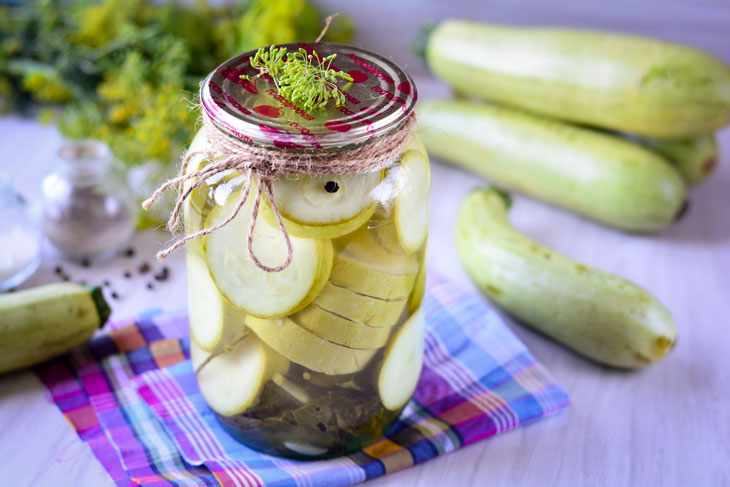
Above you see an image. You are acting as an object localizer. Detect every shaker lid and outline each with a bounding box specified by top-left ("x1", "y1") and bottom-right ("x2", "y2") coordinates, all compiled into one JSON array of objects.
[{"x1": 200, "y1": 42, "x2": 417, "y2": 152}]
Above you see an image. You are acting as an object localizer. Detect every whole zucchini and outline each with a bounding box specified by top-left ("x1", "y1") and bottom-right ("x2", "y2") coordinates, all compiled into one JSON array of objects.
[
  {"x1": 418, "y1": 100, "x2": 686, "y2": 232},
  {"x1": 420, "y1": 20, "x2": 730, "y2": 138},
  {"x1": 455, "y1": 188, "x2": 677, "y2": 368},
  {"x1": 632, "y1": 133, "x2": 719, "y2": 185},
  {"x1": 0, "y1": 283, "x2": 110, "y2": 374}
]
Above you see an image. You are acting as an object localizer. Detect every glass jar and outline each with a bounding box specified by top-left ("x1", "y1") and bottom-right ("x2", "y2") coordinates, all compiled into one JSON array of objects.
[
  {"x1": 0, "y1": 172, "x2": 41, "y2": 290},
  {"x1": 184, "y1": 43, "x2": 428, "y2": 458},
  {"x1": 41, "y1": 140, "x2": 135, "y2": 260}
]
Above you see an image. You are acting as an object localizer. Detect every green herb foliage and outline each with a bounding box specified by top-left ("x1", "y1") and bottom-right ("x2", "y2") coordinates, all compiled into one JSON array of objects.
[
  {"x1": 0, "y1": 0, "x2": 354, "y2": 168},
  {"x1": 244, "y1": 46, "x2": 354, "y2": 111}
]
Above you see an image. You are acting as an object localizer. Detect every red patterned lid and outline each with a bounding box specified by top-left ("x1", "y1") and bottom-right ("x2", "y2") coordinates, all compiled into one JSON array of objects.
[{"x1": 200, "y1": 42, "x2": 417, "y2": 152}]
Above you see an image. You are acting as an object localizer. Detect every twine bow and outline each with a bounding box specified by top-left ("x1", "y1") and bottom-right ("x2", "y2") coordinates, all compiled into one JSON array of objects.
[{"x1": 143, "y1": 114, "x2": 416, "y2": 272}]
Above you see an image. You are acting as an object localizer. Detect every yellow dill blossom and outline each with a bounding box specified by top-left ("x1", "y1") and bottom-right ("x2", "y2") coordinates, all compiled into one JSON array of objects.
[{"x1": 21, "y1": 72, "x2": 72, "y2": 103}]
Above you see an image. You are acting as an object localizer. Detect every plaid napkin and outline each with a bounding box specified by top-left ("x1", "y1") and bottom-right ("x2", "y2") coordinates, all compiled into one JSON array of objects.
[{"x1": 34, "y1": 273, "x2": 569, "y2": 487}]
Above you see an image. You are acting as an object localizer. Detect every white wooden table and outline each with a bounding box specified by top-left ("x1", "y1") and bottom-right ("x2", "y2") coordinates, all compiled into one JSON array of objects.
[{"x1": 1, "y1": 1, "x2": 729, "y2": 485}]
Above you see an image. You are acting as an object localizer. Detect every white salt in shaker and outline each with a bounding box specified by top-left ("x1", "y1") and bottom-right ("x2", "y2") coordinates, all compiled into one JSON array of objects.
[
  {"x1": 0, "y1": 172, "x2": 41, "y2": 290},
  {"x1": 41, "y1": 140, "x2": 135, "y2": 260}
]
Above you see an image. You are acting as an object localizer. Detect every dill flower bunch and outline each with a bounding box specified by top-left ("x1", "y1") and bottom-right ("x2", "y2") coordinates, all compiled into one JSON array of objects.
[{"x1": 244, "y1": 46, "x2": 354, "y2": 112}]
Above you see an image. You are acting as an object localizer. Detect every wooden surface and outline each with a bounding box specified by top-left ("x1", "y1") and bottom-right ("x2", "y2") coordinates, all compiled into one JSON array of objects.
[{"x1": 2, "y1": 1, "x2": 730, "y2": 485}]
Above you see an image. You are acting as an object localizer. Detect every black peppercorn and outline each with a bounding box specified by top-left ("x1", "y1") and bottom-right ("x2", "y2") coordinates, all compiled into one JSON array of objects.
[{"x1": 154, "y1": 267, "x2": 170, "y2": 281}]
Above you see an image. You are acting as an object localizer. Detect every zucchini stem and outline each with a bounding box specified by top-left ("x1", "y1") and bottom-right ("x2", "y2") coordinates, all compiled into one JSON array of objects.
[
  {"x1": 87, "y1": 286, "x2": 111, "y2": 327},
  {"x1": 410, "y1": 22, "x2": 438, "y2": 64}
]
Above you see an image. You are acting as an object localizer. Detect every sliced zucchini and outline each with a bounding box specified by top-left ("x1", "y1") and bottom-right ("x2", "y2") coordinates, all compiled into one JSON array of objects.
[
  {"x1": 330, "y1": 251, "x2": 417, "y2": 300},
  {"x1": 182, "y1": 131, "x2": 244, "y2": 232},
  {"x1": 260, "y1": 196, "x2": 376, "y2": 239},
  {"x1": 393, "y1": 150, "x2": 430, "y2": 253},
  {"x1": 378, "y1": 309, "x2": 425, "y2": 410},
  {"x1": 246, "y1": 315, "x2": 377, "y2": 375},
  {"x1": 182, "y1": 130, "x2": 213, "y2": 231},
  {"x1": 336, "y1": 224, "x2": 419, "y2": 276},
  {"x1": 293, "y1": 303, "x2": 392, "y2": 348},
  {"x1": 371, "y1": 220, "x2": 409, "y2": 255},
  {"x1": 205, "y1": 187, "x2": 333, "y2": 318},
  {"x1": 313, "y1": 282, "x2": 407, "y2": 328},
  {"x1": 272, "y1": 172, "x2": 383, "y2": 226},
  {"x1": 408, "y1": 262, "x2": 427, "y2": 314},
  {"x1": 187, "y1": 240, "x2": 246, "y2": 350},
  {"x1": 272, "y1": 372, "x2": 310, "y2": 404},
  {"x1": 191, "y1": 335, "x2": 268, "y2": 416}
]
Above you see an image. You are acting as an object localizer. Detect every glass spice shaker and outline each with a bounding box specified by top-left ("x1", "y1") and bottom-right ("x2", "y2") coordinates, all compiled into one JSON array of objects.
[
  {"x1": 41, "y1": 139, "x2": 135, "y2": 260},
  {"x1": 0, "y1": 171, "x2": 41, "y2": 290}
]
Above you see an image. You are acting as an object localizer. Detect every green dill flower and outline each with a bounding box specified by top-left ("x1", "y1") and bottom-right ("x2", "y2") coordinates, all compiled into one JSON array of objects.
[{"x1": 245, "y1": 46, "x2": 354, "y2": 112}]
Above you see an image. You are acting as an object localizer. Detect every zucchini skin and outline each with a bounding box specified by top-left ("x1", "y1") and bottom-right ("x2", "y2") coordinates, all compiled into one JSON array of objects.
[
  {"x1": 418, "y1": 100, "x2": 686, "y2": 232},
  {"x1": 455, "y1": 188, "x2": 676, "y2": 368},
  {"x1": 0, "y1": 283, "x2": 110, "y2": 374},
  {"x1": 426, "y1": 20, "x2": 730, "y2": 138},
  {"x1": 634, "y1": 134, "x2": 719, "y2": 185}
]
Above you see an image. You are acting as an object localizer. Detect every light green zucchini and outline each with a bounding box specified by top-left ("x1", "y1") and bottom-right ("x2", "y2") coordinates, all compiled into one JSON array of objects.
[
  {"x1": 418, "y1": 99, "x2": 686, "y2": 232},
  {"x1": 632, "y1": 134, "x2": 719, "y2": 185},
  {"x1": 420, "y1": 20, "x2": 730, "y2": 138},
  {"x1": 455, "y1": 188, "x2": 676, "y2": 368},
  {"x1": 0, "y1": 283, "x2": 110, "y2": 374}
]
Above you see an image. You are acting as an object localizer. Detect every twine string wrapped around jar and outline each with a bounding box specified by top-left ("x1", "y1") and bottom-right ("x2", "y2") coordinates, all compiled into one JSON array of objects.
[{"x1": 142, "y1": 113, "x2": 416, "y2": 272}]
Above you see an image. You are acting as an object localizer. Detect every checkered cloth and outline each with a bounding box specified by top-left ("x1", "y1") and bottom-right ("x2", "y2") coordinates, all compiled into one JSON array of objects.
[{"x1": 35, "y1": 273, "x2": 569, "y2": 487}]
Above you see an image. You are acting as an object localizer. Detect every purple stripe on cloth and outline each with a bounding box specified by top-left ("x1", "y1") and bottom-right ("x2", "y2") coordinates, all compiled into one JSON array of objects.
[
  {"x1": 34, "y1": 359, "x2": 132, "y2": 486},
  {"x1": 35, "y1": 321, "x2": 220, "y2": 487}
]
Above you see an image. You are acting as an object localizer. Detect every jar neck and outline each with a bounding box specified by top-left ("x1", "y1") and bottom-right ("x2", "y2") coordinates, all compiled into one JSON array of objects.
[{"x1": 56, "y1": 140, "x2": 113, "y2": 186}]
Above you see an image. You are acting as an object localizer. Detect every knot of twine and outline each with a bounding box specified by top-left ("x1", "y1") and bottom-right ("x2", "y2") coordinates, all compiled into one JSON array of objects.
[{"x1": 143, "y1": 113, "x2": 416, "y2": 272}]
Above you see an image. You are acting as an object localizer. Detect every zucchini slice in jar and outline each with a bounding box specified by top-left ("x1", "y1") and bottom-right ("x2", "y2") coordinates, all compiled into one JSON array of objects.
[
  {"x1": 205, "y1": 184, "x2": 333, "y2": 319},
  {"x1": 408, "y1": 261, "x2": 427, "y2": 314},
  {"x1": 269, "y1": 171, "x2": 383, "y2": 237},
  {"x1": 246, "y1": 315, "x2": 378, "y2": 375},
  {"x1": 371, "y1": 220, "x2": 410, "y2": 255},
  {"x1": 378, "y1": 308, "x2": 425, "y2": 410},
  {"x1": 182, "y1": 130, "x2": 213, "y2": 231},
  {"x1": 337, "y1": 223, "x2": 420, "y2": 276},
  {"x1": 329, "y1": 250, "x2": 417, "y2": 300},
  {"x1": 392, "y1": 150, "x2": 430, "y2": 253},
  {"x1": 313, "y1": 282, "x2": 407, "y2": 328},
  {"x1": 191, "y1": 335, "x2": 268, "y2": 416},
  {"x1": 293, "y1": 304, "x2": 392, "y2": 349},
  {"x1": 187, "y1": 239, "x2": 245, "y2": 350},
  {"x1": 260, "y1": 196, "x2": 376, "y2": 239}
]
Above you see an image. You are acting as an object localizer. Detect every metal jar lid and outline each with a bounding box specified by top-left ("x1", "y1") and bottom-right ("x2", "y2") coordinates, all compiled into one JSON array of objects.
[{"x1": 200, "y1": 42, "x2": 417, "y2": 152}]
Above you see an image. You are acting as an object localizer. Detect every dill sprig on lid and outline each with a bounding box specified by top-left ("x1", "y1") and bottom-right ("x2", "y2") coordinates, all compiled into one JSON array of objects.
[{"x1": 241, "y1": 45, "x2": 354, "y2": 111}]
